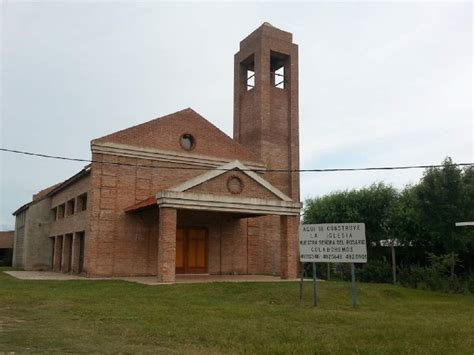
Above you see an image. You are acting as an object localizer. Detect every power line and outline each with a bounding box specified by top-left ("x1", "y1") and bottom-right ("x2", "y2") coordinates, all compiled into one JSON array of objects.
[{"x1": 0, "y1": 147, "x2": 472, "y2": 173}]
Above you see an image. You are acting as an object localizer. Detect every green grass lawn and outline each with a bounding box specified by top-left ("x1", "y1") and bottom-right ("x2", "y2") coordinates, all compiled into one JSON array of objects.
[{"x1": 0, "y1": 268, "x2": 473, "y2": 354}]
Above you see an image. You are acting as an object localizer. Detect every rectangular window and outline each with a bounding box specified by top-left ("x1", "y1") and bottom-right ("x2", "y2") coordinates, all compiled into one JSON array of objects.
[
  {"x1": 52, "y1": 207, "x2": 58, "y2": 221},
  {"x1": 57, "y1": 204, "x2": 65, "y2": 219},
  {"x1": 247, "y1": 69, "x2": 255, "y2": 91},
  {"x1": 77, "y1": 193, "x2": 87, "y2": 212},
  {"x1": 66, "y1": 199, "x2": 75, "y2": 216},
  {"x1": 241, "y1": 54, "x2": 255, "y2": 92},
  {"x1": 270, "y1": 51, "x2": 288, "y2": 90},
  {"x1": 273, "y1": 66, "x2": 284, "y2": 89}
]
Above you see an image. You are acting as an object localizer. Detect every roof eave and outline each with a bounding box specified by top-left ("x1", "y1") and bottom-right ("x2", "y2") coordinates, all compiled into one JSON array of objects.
[{"x1": 46, "y1": 165, "x2": 91, "y2": 198}]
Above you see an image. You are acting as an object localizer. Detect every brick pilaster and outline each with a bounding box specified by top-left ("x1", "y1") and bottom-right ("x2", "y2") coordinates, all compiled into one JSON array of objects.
[
  {"x1": 158, "y1": 207, "x2": 177, "y2": 283},
  {"x1": 280, "y1": 215, "x2": 298, "y2": 279},
  {"x1": 53, "y1": 236, "x2": 62, "y2": 272}
]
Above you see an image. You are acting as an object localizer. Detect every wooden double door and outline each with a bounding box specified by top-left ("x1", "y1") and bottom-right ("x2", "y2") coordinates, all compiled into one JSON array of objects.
[{"x1": 176, "y1": 227, "x2": 208, "y2": 274}]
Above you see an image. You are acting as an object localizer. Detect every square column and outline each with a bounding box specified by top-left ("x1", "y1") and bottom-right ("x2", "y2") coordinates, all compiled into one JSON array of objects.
[
  {"x1": 61, "y1": 234, "x2": 72, "y2": 273},
  {"x1": 158, "y1": 207, "x2": 177, "y2": 283},
  {"x1": 71, "y1": 233, "x2": 81, "y2": 274},
  {"x1": 280, "y1": 215, "x2": 298, "y2": 279},
  {"x1": 53, "y1": 236, "x2": 63, "y2": 272}
]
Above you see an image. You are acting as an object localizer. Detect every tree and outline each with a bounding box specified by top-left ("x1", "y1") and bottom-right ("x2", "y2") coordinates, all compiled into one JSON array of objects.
[
  {"x1": 413, "y1": 158, "x2": 474, "y2": 272},
  {"x1": 302, "y1": 158, "x2": 474, "y2": 274},
  {"x1": 303, "y1": 183, "x2": 399, "y2": 248}
]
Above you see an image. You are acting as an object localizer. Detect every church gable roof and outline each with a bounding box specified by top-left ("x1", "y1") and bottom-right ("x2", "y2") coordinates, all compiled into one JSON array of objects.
[{"x1": 92, "y1": 108, "x2": 262, "y2": 165}]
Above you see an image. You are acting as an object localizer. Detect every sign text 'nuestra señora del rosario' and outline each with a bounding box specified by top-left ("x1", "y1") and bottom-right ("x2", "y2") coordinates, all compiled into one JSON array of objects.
[{"x1": 299, "y1": 223, "x2": 367, "y2": 263}]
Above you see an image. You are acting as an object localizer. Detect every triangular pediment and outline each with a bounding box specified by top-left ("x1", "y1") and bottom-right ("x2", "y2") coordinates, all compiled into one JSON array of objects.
[
  {"x1": 92, "y1": 108, "x2": 262, "y2": 165},
  {"x1": 170, "y1": 161, "x2": 293, "y2": 202}
]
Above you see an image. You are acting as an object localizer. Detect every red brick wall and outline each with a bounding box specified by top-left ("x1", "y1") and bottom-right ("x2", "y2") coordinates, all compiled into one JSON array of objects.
[
  {"x1": 94, "y1": 108, "x2": 261, "y2": 165},
  {"x1": 86, "y1": 153, "x2": 209, "y2": 276},
  {"x1": 86, "y1": 153, "x2": 296, "y2": 277},
  {"x1": 87, "y1": 153, "x2": 291, "y2": 278}
]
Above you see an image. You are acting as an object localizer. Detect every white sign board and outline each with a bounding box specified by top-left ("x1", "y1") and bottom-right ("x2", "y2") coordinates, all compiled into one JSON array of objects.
[
  {"x1": 299, "y1": 223, "x2": 367, "y2": 263},
  {"x1": 379, "y1": 239, "x2": 402, "y2": 247},
  {"x1": 455, "y1": 222, "x2": 474, "y2": 227}
]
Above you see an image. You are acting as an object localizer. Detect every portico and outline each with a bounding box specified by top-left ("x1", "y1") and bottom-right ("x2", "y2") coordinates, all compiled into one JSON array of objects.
[{"x1": 125, "y1": 161, "x2": 301, "y2": 283}]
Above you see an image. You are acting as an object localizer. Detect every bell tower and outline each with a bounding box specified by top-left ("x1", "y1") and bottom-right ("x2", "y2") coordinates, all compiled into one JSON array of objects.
[{"x1": 233, "y1": 23, "x2": 299, "y2": 201}]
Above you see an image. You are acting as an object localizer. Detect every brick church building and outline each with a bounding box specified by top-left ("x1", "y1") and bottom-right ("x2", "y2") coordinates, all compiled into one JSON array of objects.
[{"x1": 12, "y1": 23, "x2": 301, "y2": 282}]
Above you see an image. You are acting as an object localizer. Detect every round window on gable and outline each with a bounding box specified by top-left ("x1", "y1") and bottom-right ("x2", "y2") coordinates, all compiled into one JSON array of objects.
[{"x1": 180, "y1": 134, "x2": 195, "y2": 151}]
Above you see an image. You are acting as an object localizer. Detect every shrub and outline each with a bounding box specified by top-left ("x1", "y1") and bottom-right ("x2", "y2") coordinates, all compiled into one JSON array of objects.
[
  {"x1": 466, "y1": 276, "x2": 474, "y2": 294},
  {"x1": 398, "y1": 253, "x2": 471, "y2": 293},
  {"x1": 357, "y1": 260, "x2": 393, "y2": 283}
]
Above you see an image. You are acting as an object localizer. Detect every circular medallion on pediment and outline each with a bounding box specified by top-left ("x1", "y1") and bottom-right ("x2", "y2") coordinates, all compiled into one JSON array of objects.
[{"x1": 227, "y1": 176, "x2": 244, "y2": 194}]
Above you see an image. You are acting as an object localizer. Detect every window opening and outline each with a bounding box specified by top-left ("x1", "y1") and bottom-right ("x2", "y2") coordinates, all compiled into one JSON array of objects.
[
  {"x1": 241, "y1": 54, "x2": 255, "y2": 91},
  {"x1": 180, "y1": 134, "x2": 195, "y2": 151},
  {"x1": 77, "y1": 193, "x2": 87, "y2": 212},
  {"x1": 247, "y1": 70, "x2": 255, "y2": 91},
  {"x1": 270, "y1": 51, "x2": 288, "y2": 90},
  {"x1": 57, "y1": 204, "x2": 65, "y2": 219},
  {"x1": 273, "y1": 66, "x2": 284, "y2": 89},
  {"x1": 66, "y1": 199, "x2": 75, "y2": 216}
]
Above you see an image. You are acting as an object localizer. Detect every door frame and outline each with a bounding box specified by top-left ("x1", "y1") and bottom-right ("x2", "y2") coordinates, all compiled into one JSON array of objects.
[{"x1": 176, "y1": 226, "x2": 208, "y2": 274}]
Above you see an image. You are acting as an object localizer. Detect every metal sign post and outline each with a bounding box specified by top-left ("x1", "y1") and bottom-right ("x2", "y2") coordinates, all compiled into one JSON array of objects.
[
  {"x1": 391, "y1": 245, "x2": 396, "y2": 284},
  {"x1": 350, "y1": 262, "x2": 357, "y2": 308},
  {"x1": 299, "y1": 262, "x2": 304, "y2": 304},
  {"x1": 312, "y1": 262, "x2": 317, "y2": 306},
  {"x1": 380, "y1": 239, "x2": 409, "y2": 285},
  {"x1": 299, "y1": 262, "x2": 318, "y2": 307}
]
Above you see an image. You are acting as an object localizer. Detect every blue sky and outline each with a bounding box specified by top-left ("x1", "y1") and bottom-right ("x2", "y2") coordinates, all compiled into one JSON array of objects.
[{"x1": 1, "y1": 1, "x2": 472, "y2": 230}]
